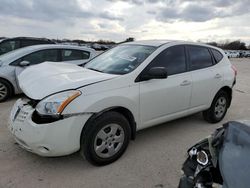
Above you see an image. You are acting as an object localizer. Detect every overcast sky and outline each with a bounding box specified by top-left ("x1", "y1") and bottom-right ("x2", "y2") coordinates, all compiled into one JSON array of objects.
[{"x1": 0, "y1": 0, "x2": 249, "y2": 43}]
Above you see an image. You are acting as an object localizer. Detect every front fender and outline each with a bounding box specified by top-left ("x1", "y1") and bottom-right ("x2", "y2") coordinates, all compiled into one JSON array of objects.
[{"x1": 62, "y1": 85, "x2": 140, "y2": 125}]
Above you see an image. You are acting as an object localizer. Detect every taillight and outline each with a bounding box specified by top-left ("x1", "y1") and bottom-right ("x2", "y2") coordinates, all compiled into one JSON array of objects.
[{"x1": 231, "y1": 65, "x2": 237, "y2": 77}]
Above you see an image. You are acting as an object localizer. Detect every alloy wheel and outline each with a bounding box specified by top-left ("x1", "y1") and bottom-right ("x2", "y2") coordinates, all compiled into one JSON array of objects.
[
  {"x1": 214, "y1": 96, "x2": 227, "y2": 119},
  {"x1": 94, "y1": 123, "x2": 125, "y2": 158}
]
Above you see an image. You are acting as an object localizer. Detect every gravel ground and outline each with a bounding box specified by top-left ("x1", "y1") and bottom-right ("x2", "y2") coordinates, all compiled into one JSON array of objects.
[{"x1": 0, "y1": 58, "x2": 250, "y2": 188}]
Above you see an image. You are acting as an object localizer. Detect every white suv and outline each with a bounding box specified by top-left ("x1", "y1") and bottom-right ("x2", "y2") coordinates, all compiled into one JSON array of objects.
[{"x1": 9, "y1": 40, "x2": 236, "y2": 165}]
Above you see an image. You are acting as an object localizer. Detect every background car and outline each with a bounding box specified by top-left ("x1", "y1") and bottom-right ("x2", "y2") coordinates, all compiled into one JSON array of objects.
[
  {"x1": 0, "y1": 37, "x2": 55, "y2": 56},
  {"x1": 224, "y1": 50, "x2": 240, "y2": 58},
  {"x1": 0, "y1": 44, "x2": 96, "y2": 102}
]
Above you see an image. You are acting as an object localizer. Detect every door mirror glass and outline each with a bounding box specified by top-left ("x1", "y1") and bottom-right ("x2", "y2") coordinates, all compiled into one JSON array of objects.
[
  {"x1": 141, "y1": 67, "x2": 168, "y2": 81},
  {"x1": 19, "y1": 60, "x2": 30, "y2": 66}
]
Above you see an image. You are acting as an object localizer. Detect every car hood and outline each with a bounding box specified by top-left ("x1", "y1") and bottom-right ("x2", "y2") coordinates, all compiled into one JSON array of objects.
[{"x1": 18, "y1": 62, "x2": 118, "y2": 100}]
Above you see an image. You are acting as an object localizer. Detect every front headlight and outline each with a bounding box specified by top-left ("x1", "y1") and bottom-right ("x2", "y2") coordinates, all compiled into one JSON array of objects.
[{"x1": 36, "y1": 90, "x2": 81, "y2": 116}]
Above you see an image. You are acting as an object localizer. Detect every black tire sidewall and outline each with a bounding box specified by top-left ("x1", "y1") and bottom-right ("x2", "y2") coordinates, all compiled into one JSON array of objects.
[
  {"x1": 0, "y1": 79, "x2": 12, "y2": 102},
  {"x1": 81, "y1": 111, "x2": 131, "y2": 166},
  {"x1": 210, "y1": 91, "x2": 229, "y2": 122}
]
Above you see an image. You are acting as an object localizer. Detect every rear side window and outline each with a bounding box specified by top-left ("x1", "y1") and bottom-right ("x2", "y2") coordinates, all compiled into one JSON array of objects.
[
  {"x1": 211, "y1": 49, "x2": 223, "y2": 63},
  {"x1": 187, "y1": 46, "x2": 213, "y2": 70},
  {"x1": 147, "y1": 45, "x2": 186, "y2": 75},
  {"x1": 22, "y1": 49, "x2": 58, "y2": 65},
  {"x1": 61, "y1": 49, "x2": 90, "y2": 61}
]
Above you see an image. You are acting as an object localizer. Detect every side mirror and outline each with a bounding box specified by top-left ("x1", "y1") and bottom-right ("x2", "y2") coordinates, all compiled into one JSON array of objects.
[
  {"x1": 140, "y1": 67, "x2": 168, "y2": 81},
  {"x1": 19, "y1": 61, "x2": 30, "y2": 67}
]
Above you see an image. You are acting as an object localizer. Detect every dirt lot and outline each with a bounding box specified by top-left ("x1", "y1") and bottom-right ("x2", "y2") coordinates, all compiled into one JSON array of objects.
[{"x1": 0, "y1": 58, "x2": 250, "y2": 188}]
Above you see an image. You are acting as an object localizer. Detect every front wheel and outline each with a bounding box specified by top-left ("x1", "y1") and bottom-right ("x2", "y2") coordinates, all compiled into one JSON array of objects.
[
  {"x1": 203, "y1": 91, "x2": 229, "y2": 123},
  {"x1": 80, "y1": 111, "x2": 131, "y2": 166}
]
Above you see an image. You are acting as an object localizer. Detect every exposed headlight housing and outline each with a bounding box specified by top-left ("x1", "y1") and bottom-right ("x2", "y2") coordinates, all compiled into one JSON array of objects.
[
  {"x1": 36, "y1": 90, "x2": 81, "y2": 116},
  {"x1": 196, "y1": 150, "x2": 209, "y2": 166}
]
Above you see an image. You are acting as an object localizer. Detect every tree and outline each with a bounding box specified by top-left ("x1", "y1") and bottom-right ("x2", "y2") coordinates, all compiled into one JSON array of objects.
[
  {"x1": 207, "y1": 42, "x2": 218, "y2": 47},
  {"x1": 125, "y1": 37, "x2": 135, "y2": 42},
  {"x1": 225, "y1": 40, "x2": 247, "y2": 50},
  {"x1": 207, "y1": 40, "x2": 248, "y2": 50}
]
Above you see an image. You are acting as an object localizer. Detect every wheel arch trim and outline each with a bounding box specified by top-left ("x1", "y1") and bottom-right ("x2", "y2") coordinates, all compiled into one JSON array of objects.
[
  {"x1": 212, "y1": 86, "x2": 232, "y2": 108},
  {"x1": 80, "y1": 106, "x2": 137, "y2": 143}
]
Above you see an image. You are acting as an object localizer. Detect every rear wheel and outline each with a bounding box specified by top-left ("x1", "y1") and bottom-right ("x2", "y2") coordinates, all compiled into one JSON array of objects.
[
  {"x1": 81, "y1": 111, "x2": 131, "y2": 166},
  {"x1": 0, "y1": 79, "x2": 13, "y2": 102},
  {"x1": 203, "y1": 91, "x2": 229, "y2": 123}
]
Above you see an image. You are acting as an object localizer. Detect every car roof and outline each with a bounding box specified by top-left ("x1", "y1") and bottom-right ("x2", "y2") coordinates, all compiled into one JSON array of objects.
[
  {"x1": 124, "y1": 40, "x2": 176, "y2": 47},
  {"x1": 19, "y1": 44, "x2": 95, "y2": 51},
  {"x1": 124, "y1": 40, "x2": 223, "y2": 51},
  {"x1": 1, "y1": 37, "x2": 53, "y2": 42}
]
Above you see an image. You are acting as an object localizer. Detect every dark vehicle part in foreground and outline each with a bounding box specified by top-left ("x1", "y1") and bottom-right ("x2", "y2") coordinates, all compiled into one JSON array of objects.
[
  {"x1": 179, "y1": 121, "x2": 250, "y2": 188},
  {"x1": 0, "y1": 37, "x2": 55, "y2": 55}
]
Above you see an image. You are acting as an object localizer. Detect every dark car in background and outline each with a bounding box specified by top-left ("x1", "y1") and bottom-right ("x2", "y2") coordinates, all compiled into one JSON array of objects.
[{"x1": 0, "y1": 37, "x2": 55, "y2": 55}]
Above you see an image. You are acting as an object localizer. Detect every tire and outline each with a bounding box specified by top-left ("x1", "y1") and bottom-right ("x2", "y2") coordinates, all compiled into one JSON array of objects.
[
  {"x1": 80, "y1": 111, "x2": 131, "y2": 166},
  {"x1": 0, "y1": 79, "x2": 13, "y2": 102},
  {"x1": 203, "y1": 91, "x2": 229, "y2": 123}
]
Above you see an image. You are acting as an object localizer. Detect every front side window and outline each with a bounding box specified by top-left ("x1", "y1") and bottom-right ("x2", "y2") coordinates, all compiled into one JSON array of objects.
[
  {"x1": 187, "y1": 46, "x2": 213, "y2": 70},
  {"x1": 145, "y1": 45, "x2": 186, "y2": 75},
  {"x1": 85, "y1": 45, "x2": 156, "y2": 75},
  {"x1": 0, "y1": 40, "x2": 20, "y2": 55},
  {"x1": 61, "y1": 49, "x2": 90, "y2": 61},
  {"x1": 22, "y1": 49, "x2": 58, "y2": 65}
]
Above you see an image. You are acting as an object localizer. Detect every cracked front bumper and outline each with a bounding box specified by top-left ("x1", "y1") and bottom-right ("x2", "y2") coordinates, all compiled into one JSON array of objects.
[{"x1": 9, "y1": 99, "x2": 91, "y2": 156}]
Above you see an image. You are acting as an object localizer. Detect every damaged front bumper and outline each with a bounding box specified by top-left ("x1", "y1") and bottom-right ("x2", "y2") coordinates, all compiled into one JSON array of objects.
[{"x1": 8, "y1": 98, "x2": 92, "y2": 156}]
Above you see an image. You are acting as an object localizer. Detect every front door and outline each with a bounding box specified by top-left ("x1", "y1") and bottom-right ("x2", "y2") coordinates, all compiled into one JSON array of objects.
[{"x1": 139, "y1": 45, "x2": 192, "y2": 129}]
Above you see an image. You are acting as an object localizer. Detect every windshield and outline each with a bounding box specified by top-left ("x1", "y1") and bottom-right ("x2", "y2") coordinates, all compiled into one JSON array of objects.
[{"x1": 85, "y1": 45, "x2": 156, "y2": 75}]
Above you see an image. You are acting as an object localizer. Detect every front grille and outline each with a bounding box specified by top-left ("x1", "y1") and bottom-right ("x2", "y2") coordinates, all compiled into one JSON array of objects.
[
  {"x1": 15, "y1": 110, "x2": 29, "y2": 123},
  {"x1": 13, "y1": 97, "x2": 36, "y2": 122}
]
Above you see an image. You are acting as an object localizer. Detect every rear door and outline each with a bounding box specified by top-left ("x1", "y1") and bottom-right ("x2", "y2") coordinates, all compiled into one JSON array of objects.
[
  {"x1": 187, "y1": 45, "x2": 223, "y2": 110},
  {"x1": 139, "y1": 45, "x2": 192, "y2": 128}
]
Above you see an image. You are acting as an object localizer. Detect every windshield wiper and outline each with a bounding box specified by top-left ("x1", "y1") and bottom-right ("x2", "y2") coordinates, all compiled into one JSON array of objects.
[{"x1": 87, "y1": 67, "x2": 104, "y2": 73}]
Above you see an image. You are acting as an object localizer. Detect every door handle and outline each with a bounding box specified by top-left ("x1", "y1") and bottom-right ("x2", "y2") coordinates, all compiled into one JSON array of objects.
[
  {"x1": 214, "y1": 74, "x2": 222, "y2": 79},
  {"x1": 180, "y1": 80, "x2": 191, "y2": 86}
]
